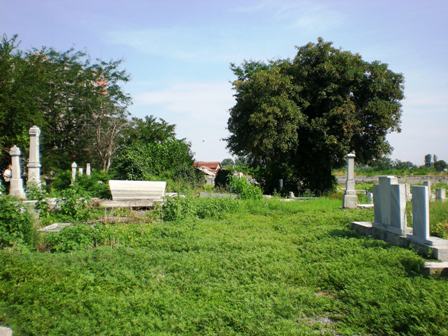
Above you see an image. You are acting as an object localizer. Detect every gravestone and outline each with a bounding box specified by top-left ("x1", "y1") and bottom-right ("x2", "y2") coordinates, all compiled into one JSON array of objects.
[
  {"x1": 423, "y1": 181, "x2": 432, "y2": 200},
  {"x1": 366, "y1": 192, "x2": 373, "y2": 204},
  {"x1": 78, "y1": 167, "x2": 84, "y2": 176},
  {"x1": 86, "y1": 163, "x2": 91, "y2": 176},
  {"x1": 343, "y1": 152, "x2": 357, "y2": 208},
  {"x1": 71, "y1": 162, "x2": 77, "y2": 183},
  {"x1": 0, "y1": 326, "x2": 12, "y2": 336},
  {"x1": 373, "y1": 176, "x2": 398, "y2": 228},
  {"x1": 411, "y1": 185, "x2": 430, "y2": 244},
  {"x1": 9, "y1": 146, "x2": 26, "y2": 199},
  {"x1": 436, "y1": 188, "x2": 446, "y2": 202},
  {"x1": 27, "y1": 125, "x2": 41, "y2": 187}
]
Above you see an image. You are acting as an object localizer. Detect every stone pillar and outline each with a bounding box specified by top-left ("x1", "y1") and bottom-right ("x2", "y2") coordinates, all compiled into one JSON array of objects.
[
  {"x1": 343, "y1": 152, "x2": 357, "y2": 208},
  {"x1": 411, "y1": 185, "x2": 430, "y2": 244},
  {"x1": 436, "y1": 188, "x2": 446, "y2": 202},
  {"x1": 279, "y1": 179, "x2": 284, "y2": 191},
  {"x1": 71, "y1": 162, "x2": 77, "y2": 184},
  {"x1": 373, "y1": 176, "x2": 398, "y2": 227},
  {"x1": 9, "y1": 146, "x2": 26, "y2": 199},
  {"x1": 86, "y1": 163, "x2": 91, "y2": 176},
  {"x1": 78, "y1": 167, "x2": 83, "y2": 176},
  {"x1": 390, "y1": 184, "x2": 407, "y2": 235},
  {"x1": 366, "y1": 192, "x2": 373, "y2": 204},
  {"x1": 27, "y1": 125, "x2": 41, "y2": 187},
  {"x1": 423, "y1": 181, "x2": 432, "y2": 200}
]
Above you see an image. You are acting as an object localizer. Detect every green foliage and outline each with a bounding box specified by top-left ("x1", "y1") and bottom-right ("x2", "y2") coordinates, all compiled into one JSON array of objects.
[
  {"x1": 0, "y1": 195, "x2": 34, "y2": 248},
  {"x1": 430, "y1": 201, "x2": 448, "y2": 238},
  {"x1": 434, "y1": 160, "x2": 447, "y2": 172},
  {"x1": 2, "y1": 199, "x2": 448, "y2": 335},
  {"x1": 44, "y1": 224, "x2": 111, "y2": 252},
  {"x1": 55, "y1": 187, "x2": 92, "y2": 222},
  {"x1": 161, "y1": 196, "x2": 240, "y2": 221},
  {"x1": 227, "y1": 38, "x2": 404, "y2": 194},
  {"x1": 113, "y1": 140, "x2": 202, "y2": 187},
  {"x1": 75, "y1": 171, "x2": 112, "y2": 199},
  {"x1": 228, "y1": 175, "x2": 263, "y2": 199},
  {"x1": 160, "y1": 196, "x2": 197, "y2": 221},
  {"x1": 0, "y1": 34, "x2": 130, "y2": 173}
]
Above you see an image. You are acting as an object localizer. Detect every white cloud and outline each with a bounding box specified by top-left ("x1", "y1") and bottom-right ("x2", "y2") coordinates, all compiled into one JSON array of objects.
[{"x1": 132, "y1": 81, "x2": 235, "y2": 161}]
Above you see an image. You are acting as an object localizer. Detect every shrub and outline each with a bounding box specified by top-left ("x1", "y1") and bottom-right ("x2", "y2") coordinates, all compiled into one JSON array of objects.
[
  {"x1": 194, "y1": 198, "x2": 240, "y2": 219},
  {"x1": 44, "y1": 224, "x2": 111, "y2": 252},
  {"x1": 161, "y1": 196, "x2": 196, "y2": 221},
  {"x1": 75, "y1": 171, "x2": 112, "y2": 199},
  {"x1": 55, "y1": 187, "x2": 92, "y2": 222},
  {"x1": 228, "y1": 175, "x2": 263, "y2": 199},
  {"x1": 0, "y1": 195, "x2": 34, "y2": 248}
]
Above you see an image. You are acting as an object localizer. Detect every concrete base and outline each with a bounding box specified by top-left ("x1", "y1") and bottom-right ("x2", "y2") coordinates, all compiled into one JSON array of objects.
[
  {"x1": 95, "y1": 199, "x2": 157, "y2": 208},
  {"x1": 0, "y1": 326, "x2": 12, "y2": 336},
  {"x1": 357, "y1": 204, "x2": 374, "y2": 209},
  {"x1": 351, "y1": 221, "x2": 448, "y2": 262},
  {"x1": 343, "y1": 194, "x2": 358, "y2": 209},
  {"x1": 424, "y1": 261, "x2": 448, "y2": 276}
]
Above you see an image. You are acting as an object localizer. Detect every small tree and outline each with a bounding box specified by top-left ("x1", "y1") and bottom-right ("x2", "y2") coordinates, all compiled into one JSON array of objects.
[
  {"x1": 424, "y1": 154, "x2": 432, "y2": 167},
  {"x1": 434, "y1": 160, "x2": 447, "y2": 172}
]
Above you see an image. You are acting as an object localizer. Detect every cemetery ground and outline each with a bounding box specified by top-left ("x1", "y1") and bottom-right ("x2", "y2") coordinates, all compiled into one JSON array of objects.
[{"x1": 1, "y1": 197, "x2": 448, "y2": 335}]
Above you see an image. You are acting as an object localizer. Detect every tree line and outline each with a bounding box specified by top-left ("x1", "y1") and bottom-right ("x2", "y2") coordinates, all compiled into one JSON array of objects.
[{"x1": 0, "y1": 35, "x2": 199, "y2": 186}]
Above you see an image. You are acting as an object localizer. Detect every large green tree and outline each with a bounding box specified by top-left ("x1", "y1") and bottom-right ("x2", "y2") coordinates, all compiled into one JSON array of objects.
[
  {"x1": 0, "y1": 35, "x2": 130, "y2": 173},
  {"x1": 227, "y1": 38, "x2": 404, "y2": 193}
]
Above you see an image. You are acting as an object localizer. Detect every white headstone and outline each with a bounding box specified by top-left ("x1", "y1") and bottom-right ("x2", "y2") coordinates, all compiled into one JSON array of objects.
[
  {"x1": 71, "y1": 162, "x2": 77, "y2": 183},
  {"x1": 436, "y1": 188, "x2": 446, "y2": 202},
  {"x1": 373, "y1": 176, "x2": 398, "y2": 227},
  {"x1": 78, "y1": 167, "x2": 83, "y2": 176},
  {"x1": 390, "y1": 184, "x2": 407, "y2": 235},
  {"x1": 9, "y1": 145, "x2": 26, "y2": 199},
  {"x1": 27, "y1": 125, "x2": 41, "y2": 187},
  {"x1": 411, "y1": 185, "x2": 430, "y2": 244},
  {"x1": 366, "y1": 192, "x2": 373, "y2": 204},
  {"x1": 343, "y1": 152, "x2": 357, "y2": 208},
  {"x1": 0, "y1": 326, "x2": 13, "y2": 336},
  {"x1": 86, "y1": 163, "x2": 91, "y2": 176}
]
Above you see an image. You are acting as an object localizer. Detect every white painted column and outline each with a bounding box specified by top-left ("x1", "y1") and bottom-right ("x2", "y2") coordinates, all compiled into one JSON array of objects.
[
  {"x1": 343, "y1": 152, "x2": 358, "y2": 208},
  {"x1": 411, "y1": 185, "x2": 430, "y2": 244},
  {"x1": 71, "y1": 162, "x2": 77, "y2": 184},
  {"x1": 9, "y1": 146, "x2": 26, "y2": 199},
  {"x1": 86, "y1": 163, "x2": 91, "y2": 176},
  {"x1": 78, "y1": 167, "x2": 83, "y2": 176},
  {"x1": 27, "y1": 125, "x2": 41, "y2": 187}
]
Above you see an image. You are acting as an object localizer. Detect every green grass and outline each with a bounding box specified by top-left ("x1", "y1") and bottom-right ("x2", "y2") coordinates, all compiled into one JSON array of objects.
[{"x1": 1, "y1": 199, "x2": 448, "y2": 335}]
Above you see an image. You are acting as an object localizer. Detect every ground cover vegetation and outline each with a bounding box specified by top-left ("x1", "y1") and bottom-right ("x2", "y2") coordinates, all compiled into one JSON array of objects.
[
  {"x1": 1, "y1": 198, "x2": 448, "y2": 335},
  {"x1": 227, "y1": 38, "x2": 404, "y2": 194}
]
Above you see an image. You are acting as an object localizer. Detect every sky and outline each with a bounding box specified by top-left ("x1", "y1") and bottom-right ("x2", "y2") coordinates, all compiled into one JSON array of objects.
[{"x1": 1, "y1": 0, "x2": 447, "y2": 165}]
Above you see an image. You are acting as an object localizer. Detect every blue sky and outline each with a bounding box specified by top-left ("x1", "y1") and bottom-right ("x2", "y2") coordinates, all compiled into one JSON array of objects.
[{"x1": 1, "y1": 0, "x2": 447, "y2": 164}]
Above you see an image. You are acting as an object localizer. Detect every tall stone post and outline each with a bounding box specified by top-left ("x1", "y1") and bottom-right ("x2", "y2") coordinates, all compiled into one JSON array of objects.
[
  {"x1": 9, "y1": 146, "x2": 26, "y2": 199},
  {"x1": 411, "y1": 185, "x2": 430, "y2": 244},
  {"x1": 343, "y1": 152, "x2": 358, "y2": 208},
  {"x1": 71, "y1": 162, "x2": 77, "y2": 184},
  {"x1": 27, "y1": 125, "x2": 41, "y2": 187},
  {"x1": 86, "y1": 163, "x2": 91, "y2": 176},
  {"x1": 78, "y1": 167, "x2": 84, "y2": 176}
]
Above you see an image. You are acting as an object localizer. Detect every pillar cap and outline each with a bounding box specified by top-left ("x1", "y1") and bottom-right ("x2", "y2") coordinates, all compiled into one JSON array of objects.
[
  {"x1": 29, "y1": 125, "x2": 41, "y2": 136},
  {"x1": 346, "y1": 152, "x2": 356, "y2": 158},
  {"x1": 71, "y1": 162, "x2": 78, "y2": 168},
  {"x1": 9, "y1": 145, "x2": 21, "y2": 156}
]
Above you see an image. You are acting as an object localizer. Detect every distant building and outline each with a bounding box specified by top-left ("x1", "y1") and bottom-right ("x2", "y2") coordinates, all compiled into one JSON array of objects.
[{"x1": 194, "y1": 161, "x2": 221, "y2": 185}]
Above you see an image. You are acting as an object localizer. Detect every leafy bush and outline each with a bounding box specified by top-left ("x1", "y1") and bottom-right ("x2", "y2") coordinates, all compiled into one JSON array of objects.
[
  {"x1": 161, "y1": 196, "x2": 241, "y2": 221},
  {"x1": 161, "y1": 196, "x2": 196, "y2": 221},
  {"x1": 44, "y1": 224, "x2": 111, "y2": 252},
  {"x1": 0, "y1": 196, "x2": 34, "y2": 248},
  {"x1": 75, "y1": 171, "x2": 112, "y2": 198},
  {"x1": 55, "y1": 187, "x2": 92, "y2": 222},
  {"x1": 194, "y1": 198, "x2": 240, "y2": 219},
  {"x1": 228, "y1": 175, "x2": 263, "y2": 199}
]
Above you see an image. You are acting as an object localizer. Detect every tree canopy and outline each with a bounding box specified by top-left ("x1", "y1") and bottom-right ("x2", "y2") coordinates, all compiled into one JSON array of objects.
[
  {"x1": 227, "y1": 38, "x2": 404, "y2": 193},
  {"x1": 0, "y1": 34, "x2": 131, "y2": 173}
]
